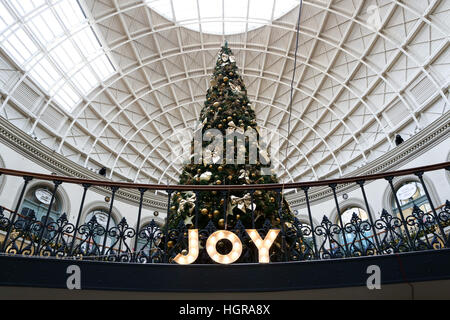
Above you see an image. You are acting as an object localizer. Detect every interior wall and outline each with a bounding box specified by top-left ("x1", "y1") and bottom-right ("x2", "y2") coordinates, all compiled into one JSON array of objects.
[{"x1": 0, "y1": 130, "x2": 448, "y2": 232}]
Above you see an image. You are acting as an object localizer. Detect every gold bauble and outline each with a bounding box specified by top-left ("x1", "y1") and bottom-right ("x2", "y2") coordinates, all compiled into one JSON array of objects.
[
  {"x1": 218, "y1": 124, "x2": 223, "y2": 129},
  {"x1": 213, "y1": 102, "x2": 220, "y2": 107},
  {"x1": 218, "y1": 219, "x2": 225, "y2": 228},
  {"x1": 201, "y1": 208, "x2": 209, "y2": 215},
  {"x1": 213, "y1": 210, "x2": 220, "y2": 217},
  {"x1": 218, "y1": 166, "x2": 223, "y2": 171},
  {"x1": 208, "y1": 214, "x2": 213, "y2": 219},
  {"x1": 167, "y1": 241, "x2": 174, "y2": 248},
  {"x1": 181, "y1": 249, "x2": 188, "y2": 255},
  {"x1": 255, "y1": 190, "x2": 262, "y2": 196},
  {"x1": 212, "y1": 191, "x2": 217, "y2": 195},
  {"x1": 216, "y1": 180, "x2": 222, "y2": 185},
  {"x1": 171, "y1": 206, "x2": 176, "y2": 211},
  {"x1": 223, "y1": 77, "x2": 229, "y2": 82},
  {"x1": 228, "y1": 175, "x2": 233, "y2": 180},
  {"x1": 269, "y1": 197, "x2": 276, "y2": 203},
  {"x1": 236, "y1": 215, "x2": 241, "y2": 220},
  {"x1": 220, "y1": 199, "x2": 225, "y2": 205}
]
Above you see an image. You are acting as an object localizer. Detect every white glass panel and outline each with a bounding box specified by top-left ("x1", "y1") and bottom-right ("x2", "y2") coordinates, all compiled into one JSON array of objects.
[
  {"x1": 173, "y1": 0, "x2": 197, "y2": 22},
  {"x1": 199, "y1": 0, "x2": 222, "y2": 19},
  {"x1": 224, "y1": 0, "x2": 248, "y2": 19},
  {"x1": 0, "y1": 2, "x2": 15, "y2": 33},
  {"x1": 147, "y1": 0, "x2": 298, "y2": 34},
  {"x1": 9, "y1": 0, "x2": 46, "y2": 17},
  {"x1": 0, "y1": 0, "x2": 115, "y2": 111},
  {"x1": 274, "y1": 0, "x2": 299, "y2": 19},
  {"x1": 145, "y1": 0, "x2": 173, "y2": 20}
]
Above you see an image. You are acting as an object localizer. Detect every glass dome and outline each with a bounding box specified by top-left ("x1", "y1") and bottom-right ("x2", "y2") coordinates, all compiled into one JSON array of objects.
[{"x1": 145, "y1": 0, "x2": 300, "y2": 35}]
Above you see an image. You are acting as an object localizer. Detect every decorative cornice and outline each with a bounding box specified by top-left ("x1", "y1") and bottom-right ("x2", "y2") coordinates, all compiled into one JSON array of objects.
[
  {"x1": 0, "y1": 116, "x2": 168, "y2": 210},
  {"x1": 287, "y1": 111, "x2": 450, "y2": 207}
]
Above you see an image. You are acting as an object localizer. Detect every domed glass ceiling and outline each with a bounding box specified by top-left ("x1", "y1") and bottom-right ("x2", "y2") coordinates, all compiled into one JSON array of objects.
[
  {"x1": 0, "y1": 0, "x2": 115, "y2": 111},
  {"x1": 145, "y1": 0, "x2": 300, "y2": 35},
  {"x1": 0, "y1": 0, "x2": 448, "y2": 188}
]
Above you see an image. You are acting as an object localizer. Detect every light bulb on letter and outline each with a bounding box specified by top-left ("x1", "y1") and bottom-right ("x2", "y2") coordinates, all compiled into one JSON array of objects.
[
  {"x1": 173, "y1": 229, "x2": 199, "y2": 265},
  {"x1": 206, "y1": 230, "x2": 242, "y2": 264},
  {"x1": 246, "y1": 229, "x2": 280, "y2": 263}
]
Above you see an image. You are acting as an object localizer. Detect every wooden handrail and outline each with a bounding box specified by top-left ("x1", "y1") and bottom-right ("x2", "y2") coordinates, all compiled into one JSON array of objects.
[{"x1": 0, "y1": 162, "x2": 449, "y2": 191}]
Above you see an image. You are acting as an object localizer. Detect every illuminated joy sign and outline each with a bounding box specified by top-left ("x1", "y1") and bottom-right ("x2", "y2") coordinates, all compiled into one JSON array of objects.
[{"x1": 174, "y1": 229, "x2": 280, "y2": 265}]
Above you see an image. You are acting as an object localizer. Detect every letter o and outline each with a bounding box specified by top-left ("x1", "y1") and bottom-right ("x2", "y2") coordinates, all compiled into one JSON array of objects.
[{"x1": 206, "y1": 231, "x2": 242, "y2": 264}]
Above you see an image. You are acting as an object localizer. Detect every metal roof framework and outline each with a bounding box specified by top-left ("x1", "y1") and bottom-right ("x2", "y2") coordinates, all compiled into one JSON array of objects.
[{"x1": 0, "y1": 0, "x2": 448, "y2": 191}]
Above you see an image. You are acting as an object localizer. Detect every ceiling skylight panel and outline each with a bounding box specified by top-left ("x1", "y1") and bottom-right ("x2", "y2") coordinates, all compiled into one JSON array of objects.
[
  {"x1": 91, "y1": 55, "x2": 114, "y2": 80},
  {"x1": 72, "y1": 27, "x2": 100, "y2": 58},
  {"x1": 72, "y1": 65, "x2": 97, "y2": 95},
  {"x1": 53, "y1": 0, "x2": 86, "y2": 30},
  {"x1": 0, "y1": 0, "x2": 116, "y2": 112},
  {"x1": 274, "y1": 0, "x2": 299, "y2": 19},
  {"x1": 54, "y1": 82, "x2": 81, "y2": 110},
  {"x1": 147, "y1": 0, "x2": 299, "y2": 35},
  {"x1": 145, "y1": 0, "x2": 173, "y2": 20},
  {"x1": 1, "y1": 27, "x2": 39, "y2": 65},
  {"x1": 249, "y1": 0, "x2": 274, "y2": 21},
  {"x1": 224, "y1": 0, "x2": 248, "y2": 19},
  {"x1": 8, "y1": 0, "x2": 46, "y2": 17},
  {"x1": 29, "y1": 57, "x2": 61, "y2": 92},
  {"x1": 172, "y1": 0, "x2": 197, "y2": 22},
  {"x1": 224, "y1": 22, "x2": 248, "y2": 35},
  {"x1": 198, "y1": 0, "x2": 222, "y2": 19},
  {"x1": 0, "y1": 2, "x2": 15, "y2": 33},
  {"x1": 50, "y1": 40, "x2": 82, "y2": 73},
  {"x1": 27, "y1": 10, "x2": 64, "y2": 46}
]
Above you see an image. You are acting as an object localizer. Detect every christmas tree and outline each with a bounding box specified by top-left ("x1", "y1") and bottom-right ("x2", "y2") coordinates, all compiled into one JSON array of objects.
[{"x1": 166, "y1": 43, "x2": 296, "y2": 262}]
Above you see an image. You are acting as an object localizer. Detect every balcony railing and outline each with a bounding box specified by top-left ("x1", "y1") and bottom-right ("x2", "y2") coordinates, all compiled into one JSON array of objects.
[{"x1": 0, "y1": 162, "x2": 449, "y2": 264}]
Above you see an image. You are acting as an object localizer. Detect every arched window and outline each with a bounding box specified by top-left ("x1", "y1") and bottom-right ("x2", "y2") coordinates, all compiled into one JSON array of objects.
[
  {"x1": 391, "y1": 181, "x2": 431, "y2": 218},
  {"x1": 340, "y1": 207, "x2": 369, "y2": 225},
  {"x1": 136, "y1": 221, "x2": 163, "y2": 256},
  {"x1": 83, "y1": 209, "x2": 117, "y2": 252},
  {"x1": 20, "y1": 185, "x2": 63, "y2": 224},
  {"x1": 338, "y1": 207, "x2": 374, "y2": 254}
]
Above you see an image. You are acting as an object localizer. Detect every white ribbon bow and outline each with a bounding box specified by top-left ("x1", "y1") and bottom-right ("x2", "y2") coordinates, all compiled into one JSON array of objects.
[
  {"x1": 226, "y1": 121, "x2": 245, "y2": 136},
  {"x1": 239, "y1": 169, "x2": 251, "y2": 184},
  {"x1": 231, "y1": 193, "x2": 256, "y2": 213},
  {"x1": 203, "y1": 147, "x2": 222, "y2": 165},
  {"x1": 230, "y1": 82, "x2": 242, "y2": 94},
  {"x1": 178, "y1": 193, "x2": 197, "y2": 215}
]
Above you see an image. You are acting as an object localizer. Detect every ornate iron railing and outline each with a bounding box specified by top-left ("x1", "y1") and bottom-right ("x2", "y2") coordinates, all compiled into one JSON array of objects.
[{"x1": 0, "y1": 163, "x2": 449, "y2": 264}]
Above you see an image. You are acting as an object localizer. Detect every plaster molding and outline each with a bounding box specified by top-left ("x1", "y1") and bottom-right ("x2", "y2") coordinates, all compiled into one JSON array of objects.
[
  {"x1": 287, "y1": 111, "x2": 450, "y2": 207},
  {"x1": 0, "y1": 116, "x2": 168, "y2": 210}
]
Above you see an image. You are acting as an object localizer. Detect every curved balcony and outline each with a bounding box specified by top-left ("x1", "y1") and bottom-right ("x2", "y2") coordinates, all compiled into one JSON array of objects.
[{"x1": 0, "y1": 163, "x2": 449, "y2": 298}]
